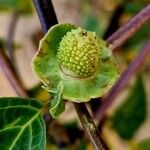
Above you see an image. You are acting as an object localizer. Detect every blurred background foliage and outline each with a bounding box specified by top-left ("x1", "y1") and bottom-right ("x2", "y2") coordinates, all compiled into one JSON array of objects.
[
  {"x1": 111, "y1": 75, "x2": 147, "y2": 140},
  {"x1": 0, "y1": 0, "x2": 150, "y2": 149},
  {"x1": 0, "y1": 0, "x2": 33, "y2": 14}
]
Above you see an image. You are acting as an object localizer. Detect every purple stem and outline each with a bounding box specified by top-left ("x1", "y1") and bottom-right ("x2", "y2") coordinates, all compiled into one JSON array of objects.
[
  {"x1": 107, "y1": 4, "x2": 150, "y2": 50},
  {"x1": 95, "y1": 40, "x2": 150, "y2": 122},
  {"x1": 0, "y1": 47, "x2": 27, "y2": 97},
  {"x1": 33, "y1": 0, "x2": 58, "y2": 33},
  {"x1": 6, "y1": 11, "x2": 19, "y2": 62}
]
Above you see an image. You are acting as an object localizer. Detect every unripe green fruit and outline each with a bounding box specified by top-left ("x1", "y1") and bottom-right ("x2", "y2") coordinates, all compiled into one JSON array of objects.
[
  {"x1": 57, "y1": 27, "x2": 100, "y2": 78},
  {"x1": 32, "y1": 23, "x2": 119, "y2": 105}
]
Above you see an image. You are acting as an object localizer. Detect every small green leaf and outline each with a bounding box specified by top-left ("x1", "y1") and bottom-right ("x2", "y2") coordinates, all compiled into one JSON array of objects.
[
  {"x1": 50, "y1": 82, "x2": 65, "y2": 118},
  {"x1": 0, "y1": 97, "x2": 46, "y2": 150},
  {"x1": 111, "y1": 75, "x2": 147, "y2": 139}
]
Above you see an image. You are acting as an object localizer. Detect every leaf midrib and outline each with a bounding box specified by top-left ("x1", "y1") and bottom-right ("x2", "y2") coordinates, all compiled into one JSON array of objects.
[
  {"x1": 0, "y1": 105, "x2": 39, "y2": 111},
  {"x1": 8, "y1": 108, "x2": 43, "y2": 150}
]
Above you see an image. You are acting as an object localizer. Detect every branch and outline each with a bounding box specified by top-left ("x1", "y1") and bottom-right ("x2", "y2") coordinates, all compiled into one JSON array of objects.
[
  {"x1": 0, "y1": 44, "x2": 27, "y2": 97},
  {"x1": 33, "y1": 0, "x2": 107, "y2": 149},
  {"x1": 95, "y1": 40, "x2": 150, "y2": 122},
  {"x1": 33, "y1": 0, "x2": 58, "y2": 32},
  {"x1": 6, "y1": 11, "x2": 19, "y2": 61},
  {"x1": 2, "y1": 11, "x2": 26, "y2": 97},
  {"x1": 107, "y1": 4, "x2": 150, "y2": 50},
  {"x1": 74, "y1": 103, "x2": 108, "y2": 150}
]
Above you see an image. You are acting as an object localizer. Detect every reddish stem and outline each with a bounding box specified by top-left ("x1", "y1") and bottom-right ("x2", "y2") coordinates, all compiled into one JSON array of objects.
[
  {"x1": 107, "y1": 4, "x2": 150, "y2": 50},
  {"x1": 6, "y1": 11, "x2": 19, "y2": 62},
  {"x1": 0, "y1": 47, "x2": 27, "y2": 97}
]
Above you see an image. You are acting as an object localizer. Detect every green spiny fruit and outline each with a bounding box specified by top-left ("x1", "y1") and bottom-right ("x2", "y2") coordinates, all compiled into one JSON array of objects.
[{"x1": 57, "y1": 27, "x2": 100, "y2": 78}]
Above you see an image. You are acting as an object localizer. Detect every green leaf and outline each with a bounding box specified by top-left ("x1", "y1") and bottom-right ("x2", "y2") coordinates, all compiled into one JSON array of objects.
[
  {"x1": 0, "y1": 97, "x2": 46, "y2": 150},
  {"x1": 49, "y1": 82, "x2": 65, "y2": 118},
  {"x1": 111, "y1": 75, "x2": 147, "y2": 139}
]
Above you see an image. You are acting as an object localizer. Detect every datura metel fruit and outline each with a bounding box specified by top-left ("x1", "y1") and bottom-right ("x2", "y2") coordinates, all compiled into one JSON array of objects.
[{"x1": 32, "y1": 24, "x2": 119, "y2": 117}]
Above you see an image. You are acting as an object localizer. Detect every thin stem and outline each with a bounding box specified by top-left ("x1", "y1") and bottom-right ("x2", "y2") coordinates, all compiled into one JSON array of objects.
[
  {"x1": 33, "y1": 0, "x2": 107, "y2": 149},
  {"x1": 0, "y1": 45, "x2": 27, "y2": 97},
  {"x1": 95, "y1": 40, "x2": 150, "y2": 122},
  {"x1": 74, "y1": 103, "x2": 108, "y2": 150},
  {"x1": 6, "y1": 11, "x2": 19, "y2": 61},
  {"x1": 107, "y1": 4, "x2": 150, "y2": 50},
  {"x1": 33, "y1": 0, "x2": 58, "y2": 32},
  {"x1": 103, "y1": 2, "x2": 125, "y2": 39}
]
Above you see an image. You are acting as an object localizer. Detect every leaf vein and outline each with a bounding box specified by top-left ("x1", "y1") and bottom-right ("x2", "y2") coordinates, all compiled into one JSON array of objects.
[
  {"x1": 8, "y1": 109, "x2": 43, "y2": 150},
  {"x1": 0, "y1": 106, "x2": 39, "y2": 111}
]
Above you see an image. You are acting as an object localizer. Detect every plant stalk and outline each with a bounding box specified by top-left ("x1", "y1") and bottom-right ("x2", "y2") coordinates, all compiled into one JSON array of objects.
[
  {"x1": 33, "y1": 0, "x2": 58, "y2": 32},
  {"x1": 0, "y1": 45, "x2": 27, "y2": 97},
  {"x1": 74, "y1": 103, "x2": 108, "y2": 150},
  {"x1": 107, "y1": 4, "x2": 150, "y2": 50},
  {"x1": 6, "y1": 11, "x2": 19, "y2": 62}
]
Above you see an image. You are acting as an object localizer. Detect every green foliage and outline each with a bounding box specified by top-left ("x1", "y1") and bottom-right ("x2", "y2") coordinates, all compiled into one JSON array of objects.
[
  {"x1": 0, "y1": 0, "x2": 33, "y2": 15},
  {"x1": 111, "y1": 75, "x2": 147, "y2": 139},
  {"x1": 0, "y1": 97, "x2": 46, "y2": 150},
  {"x1": 124, "y1": 1, "x2": 150, "y2": 14},
  {"x1": 124, "y1": 23, "x2": 150, "y2": 51},
  {"x1": 135, "y1": 138, "x2": 150, "y2": 150},
  {"x1": 49, "y1": 82, "x2": 65, "y2": 118},
  {"x1": 78, "y1": 140, "x2": 87, "y2": 150},
  {"x1": 82, "y1": 14, "x2": 102, "y2": 36}
]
